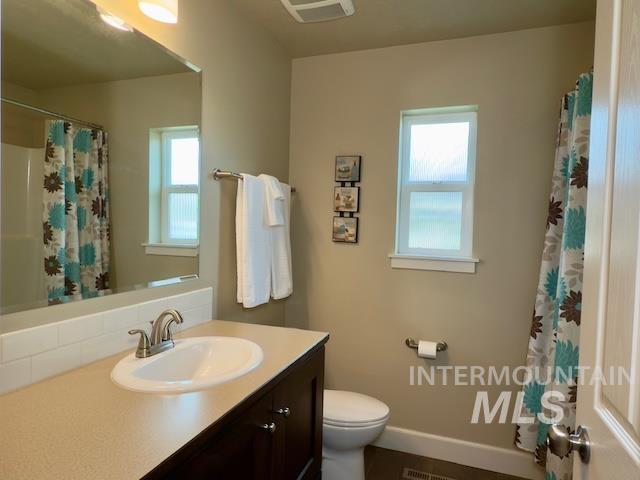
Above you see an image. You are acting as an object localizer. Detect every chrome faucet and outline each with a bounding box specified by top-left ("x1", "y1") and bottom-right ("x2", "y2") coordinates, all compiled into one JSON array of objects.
[{"x1": 128, "y1": 309, "x2": 184, "y2": 358}]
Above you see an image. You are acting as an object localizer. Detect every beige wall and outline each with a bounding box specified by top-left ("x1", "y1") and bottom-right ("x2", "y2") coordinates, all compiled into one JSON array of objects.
[
  {"x1": 1, "y1": 82, "x2": 45, "y2": 148},
  {"x1": 0, "y1": 0, "x2": 291, "y2": 331},
  {"x1": 286, "y1": 22, "x2": 595, "y2": 449},
  {"x1": 37, "y1": 72, "x2": 200, "y2": 289}
]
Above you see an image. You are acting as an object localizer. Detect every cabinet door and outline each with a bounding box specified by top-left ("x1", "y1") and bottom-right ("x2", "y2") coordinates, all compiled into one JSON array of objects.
[
  {"x1": 273, "y1": 347, "x2": 325, "y2": 480},
  {"x1": 177, "y1": 393, "x2": 276, "y2": 480}
]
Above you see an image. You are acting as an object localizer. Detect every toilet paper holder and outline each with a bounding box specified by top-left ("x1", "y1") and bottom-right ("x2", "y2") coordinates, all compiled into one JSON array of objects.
[{"x1": 405, "y1": 338, "x2": 448, "y2": 352}]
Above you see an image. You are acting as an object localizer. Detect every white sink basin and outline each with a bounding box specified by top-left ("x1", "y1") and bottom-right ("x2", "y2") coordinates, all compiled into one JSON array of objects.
[{"x1": 111, "y1": 336, "x2": 263, "y2": 394}]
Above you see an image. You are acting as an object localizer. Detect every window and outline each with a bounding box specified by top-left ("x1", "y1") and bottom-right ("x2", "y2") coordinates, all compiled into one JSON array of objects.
[
  {"x1": 392, "y1": 107, "x2": 478, "y2": 273},
  {"x1": 161, "y1": 129, "x2": 199, "y2": 244},
  {"x1": 146, "y1": 126, "x2": 200, "y2": 256}
]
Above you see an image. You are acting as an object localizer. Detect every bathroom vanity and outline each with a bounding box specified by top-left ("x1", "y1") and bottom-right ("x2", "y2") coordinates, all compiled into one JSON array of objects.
[
  {"x1": 148, "y1": 336, "x2": 325, "y2": 479},
  {"x1": 0, "y1": 321, "x2": 329, "y2": 480}
]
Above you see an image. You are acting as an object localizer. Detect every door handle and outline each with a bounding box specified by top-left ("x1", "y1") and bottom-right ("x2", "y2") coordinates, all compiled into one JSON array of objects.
[
  {"x1": 546, "y1": 424, "x2": 590, "y2": 463},
  {"x1": 260, "y1": 422, "x2": 277, "y2": 434},
  {"x1": 274, "y1": 407, "x2": 291, "y2": 418}
]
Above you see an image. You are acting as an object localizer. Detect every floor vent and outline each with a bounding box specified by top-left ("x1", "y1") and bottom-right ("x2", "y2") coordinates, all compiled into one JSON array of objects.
[{"x1": 401, "y1": 467, "x2": 456, "y2": 480}]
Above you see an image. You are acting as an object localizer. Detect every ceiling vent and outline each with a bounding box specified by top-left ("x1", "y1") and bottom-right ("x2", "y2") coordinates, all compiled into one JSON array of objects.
[{"x1": 279, "y1": 0, "x2": 355, "y2": 23}]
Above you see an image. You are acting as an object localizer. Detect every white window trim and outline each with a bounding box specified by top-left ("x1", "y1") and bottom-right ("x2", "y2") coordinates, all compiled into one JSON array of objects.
[
  {"x1": 392, "y1": 108, "x2": 478, "y2": 272},
  {"x1": 389, "y1": 254, "x2": 479, "y2": 273},
  {"x1": 160, "y1": 128, "x2": 200, "y2": 245},
  {"x1": 142, "y1": 242, "x2": 199, "y2": 257}
]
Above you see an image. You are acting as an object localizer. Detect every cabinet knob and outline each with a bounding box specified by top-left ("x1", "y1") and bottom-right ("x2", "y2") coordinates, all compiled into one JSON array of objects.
[
  {"x1": 274, "y1": 407, "x2": 291, "y2": 418},
  {"x1": 260, "y1": 422, "x2": 277, "y2": 434}
]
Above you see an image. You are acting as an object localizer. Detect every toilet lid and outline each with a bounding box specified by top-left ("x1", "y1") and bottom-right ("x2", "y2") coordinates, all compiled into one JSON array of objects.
[{"x1": 323, "y1": 390, "x2": 390, "y2": 426}]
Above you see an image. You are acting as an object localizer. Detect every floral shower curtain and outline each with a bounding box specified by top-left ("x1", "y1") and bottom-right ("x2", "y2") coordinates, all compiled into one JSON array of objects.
[
  {"x1": 515, "y1": 72, "x2": 592, "y2": 480},
  {"x1": 43, "y1": 120, "x2": 111, "y2": 304}
]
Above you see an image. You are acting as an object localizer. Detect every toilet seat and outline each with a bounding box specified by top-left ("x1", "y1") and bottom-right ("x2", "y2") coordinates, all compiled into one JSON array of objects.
[{"x1": 323, "y1": 390, "x2": 390, "y2": 428}]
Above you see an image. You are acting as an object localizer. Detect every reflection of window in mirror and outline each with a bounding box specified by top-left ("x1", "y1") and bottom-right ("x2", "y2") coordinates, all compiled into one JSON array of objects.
[{"x1": 145, "y1": 126, "x2": 200, "y2": 257}]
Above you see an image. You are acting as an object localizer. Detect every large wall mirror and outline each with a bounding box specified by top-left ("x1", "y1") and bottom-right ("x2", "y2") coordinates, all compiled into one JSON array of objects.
[{"x1": 1, "y1": 0, "x2": 202, "y2": 317}]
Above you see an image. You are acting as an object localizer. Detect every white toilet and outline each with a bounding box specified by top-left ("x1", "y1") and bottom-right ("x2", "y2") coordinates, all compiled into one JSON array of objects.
[{"x1": 322, "y1": 390, "x2": 390, "y2": 480}]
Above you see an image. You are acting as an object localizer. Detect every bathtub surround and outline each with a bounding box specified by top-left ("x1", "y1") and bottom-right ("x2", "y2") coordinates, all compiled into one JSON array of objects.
[
  {"x1": 0, "y1": 143, "x2": 45, "y2": 307},
  {"x1": 0, "y1": 287, "x2": 212, "y2": 395},
  {"x1": 515, "y1": 73, "x2": 592, "y2": 480},
  {"x1": 286, "y1": 21, "x2": 595, "y2": 478}
]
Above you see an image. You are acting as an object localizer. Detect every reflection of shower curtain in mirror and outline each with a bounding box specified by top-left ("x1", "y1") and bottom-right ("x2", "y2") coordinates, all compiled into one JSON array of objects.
[{"x1": 42, "y1": 120, "x2": 111, "y2": 304}]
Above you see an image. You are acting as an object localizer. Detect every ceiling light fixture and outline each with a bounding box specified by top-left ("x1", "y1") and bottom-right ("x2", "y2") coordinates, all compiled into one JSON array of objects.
[
  {"x1": 138, "y1": 0, "x2": 178, "y2": 24},
  {"x1": 98, "y1": 7, "x2": 133, "y2": 32}
]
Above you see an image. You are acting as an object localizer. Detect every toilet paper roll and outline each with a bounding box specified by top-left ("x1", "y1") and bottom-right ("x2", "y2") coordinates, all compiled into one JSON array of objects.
[{"x1": 417, "y1": 340, "x2": 438, "y2": 359}]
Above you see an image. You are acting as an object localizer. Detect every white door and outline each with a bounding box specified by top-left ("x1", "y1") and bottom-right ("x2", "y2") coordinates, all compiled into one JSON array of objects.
[{"x1": 573, "y1": 0, "x2": 640, "y2": 478}]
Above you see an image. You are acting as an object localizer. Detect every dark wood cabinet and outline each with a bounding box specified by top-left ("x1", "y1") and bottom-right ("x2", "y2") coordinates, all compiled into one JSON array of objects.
[
  {"x1": 145, "y1": 345, "x2": 325, "y2": 480},
  {"x1": 273, "y1": 348, "x2": 324, "y2": 480}
]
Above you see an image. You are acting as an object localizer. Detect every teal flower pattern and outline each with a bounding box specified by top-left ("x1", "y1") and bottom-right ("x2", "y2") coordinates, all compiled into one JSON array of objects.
[
  {"x1": 48, "y1": 203, "x2": 66, "y2": 230},
  {"x1": 544, "y1": 268, "x2": 559, "y2": 300},
  {"x1": 65, "y1": 180, "x2": 77, "y2": 202},
  {"x1": 515, "y1": 73, "x2": 592, "y2": 480},
  {"x1": 42, "y1": 120, "x2": 111, "y2": 304},
  {"x1": 523, "y1": 382, "x2": 545, "y2": 415},
  {"x1": 77, "y1": 206, "x2": 87, "y2": 230},
  {"x1": 554, "y1": 340, "x2": 579, "y2": 381},
  {"x1": 563, "y1": 207, "x2": 586, "y2": 250},
  {"x1": 81, "y1": 168, "x2": 94, "y2": 189},
  {"x1": 79, "y1": 243, "x2": 96, "y2": 267},
  {"x1": 50, "y1": 121, "x2": 65, "y2": 146},
  {"x1": 74, "y1": 129, "x2": 92, "y2": 153}
]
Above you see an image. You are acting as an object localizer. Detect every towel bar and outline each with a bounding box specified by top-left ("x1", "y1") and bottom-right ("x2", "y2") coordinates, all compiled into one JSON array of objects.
[{"x1": 210, "y1": 168, "x2": 297, "y2": 193}]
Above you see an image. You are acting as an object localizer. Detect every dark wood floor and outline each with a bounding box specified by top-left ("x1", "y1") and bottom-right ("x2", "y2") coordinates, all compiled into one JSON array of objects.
[{"x1": 364, "y1": 446, "x2": 530, "y2": 480}]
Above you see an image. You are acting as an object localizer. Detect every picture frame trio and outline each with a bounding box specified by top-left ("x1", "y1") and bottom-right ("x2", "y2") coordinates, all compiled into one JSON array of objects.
[{"x1": 332, "y1": 155, "x2": 361, "y2": 244}]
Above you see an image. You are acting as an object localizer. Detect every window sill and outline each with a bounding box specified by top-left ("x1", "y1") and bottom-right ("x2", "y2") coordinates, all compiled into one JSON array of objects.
[
  {"x1": 389, "y1": 254, "x2": 479, "y2": 273},
  {"x1": 142, "y1": 243, "x2": 199, "y2": 257}
]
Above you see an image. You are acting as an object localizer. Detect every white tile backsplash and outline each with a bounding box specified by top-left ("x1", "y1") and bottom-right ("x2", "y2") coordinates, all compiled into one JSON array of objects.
[
  {"x1": 102, "y1": 305, "x2": 139, "y2": 332},
  {"x1": 182, "y1": 304, "x2": 211, "y2": 328},
  {"x1": 32, "y1": 343, "x2": 82, "y2": 383},
  {"x1": 80, "y1": 329, "x2": 133, "y2": 365},
  {"x1": 58, "y1": 314, "x2": 104, "y2": 346},
  {"x1": 0, "y1": 358, "x2": 32, "y2": 395},
  {"x1": 1, "y1": 323, "x2": 58, "y2": 362},
  {"x1": 0, "y1": 287, "x2": 213, "y2": 395},
  {"x1": 138, "y1": 298, "x2": 171, "y2": 324}
]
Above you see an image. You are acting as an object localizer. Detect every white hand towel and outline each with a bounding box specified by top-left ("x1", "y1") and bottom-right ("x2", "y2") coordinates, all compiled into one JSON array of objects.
[
  {"x1": 236, "y1": 174, "x2": 271, "y2": 308},
  {"x1": 266, "y1": 181, "x2": 293, "y2": 300},
  {"x1": 259, "y1": 174, "x2": 286, "y2": 226}
]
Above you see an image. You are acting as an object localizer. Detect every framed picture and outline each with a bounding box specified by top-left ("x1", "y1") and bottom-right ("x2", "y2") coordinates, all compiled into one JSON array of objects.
[
  {"x1": 335, "y1": 155, "x2": 361, "y2": 182},
  {"x1": 334, "y1": 186, "x2": 360, "y2": 213},
  {"x1": 332, "y1": 216, "x2": 359, "y2": 243}
]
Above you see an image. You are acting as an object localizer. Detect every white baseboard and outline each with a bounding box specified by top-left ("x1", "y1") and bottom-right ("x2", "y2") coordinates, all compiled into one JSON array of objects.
[{"x1": 372, "y1": 426, "x2": 544, "y2": 480}]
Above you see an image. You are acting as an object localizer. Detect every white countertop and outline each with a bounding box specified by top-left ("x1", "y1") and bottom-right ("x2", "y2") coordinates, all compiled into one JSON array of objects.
[{"x1": 0, "y1": 320, "x2": 329, "y2": 480}]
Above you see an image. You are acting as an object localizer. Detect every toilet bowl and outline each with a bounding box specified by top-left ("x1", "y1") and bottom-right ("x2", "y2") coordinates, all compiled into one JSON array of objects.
[{"x1": 322, "y1": 390, "x2": 390, "y2": 480}]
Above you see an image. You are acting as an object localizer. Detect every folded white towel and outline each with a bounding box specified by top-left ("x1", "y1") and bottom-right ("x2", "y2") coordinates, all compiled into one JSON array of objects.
[
  {"x1": 236, "y1": 174, "x2": 271, "y2": 308},
  {"x1": 267, "y1": 181, "x2": 293, "y2": 300},
  {"x1": 259, "y1": 174, "x2": 286, "y2": 226}
]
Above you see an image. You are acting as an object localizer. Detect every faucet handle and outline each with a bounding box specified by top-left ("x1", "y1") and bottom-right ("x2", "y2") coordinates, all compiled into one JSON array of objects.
[{"x1": 129, "y1": 329, "x2": 151, "y2": 357}]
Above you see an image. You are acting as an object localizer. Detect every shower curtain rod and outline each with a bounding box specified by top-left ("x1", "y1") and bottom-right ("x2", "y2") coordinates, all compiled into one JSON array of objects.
[{"x1": 1, "y1": 97, "x2": 104, "y2": 130}]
